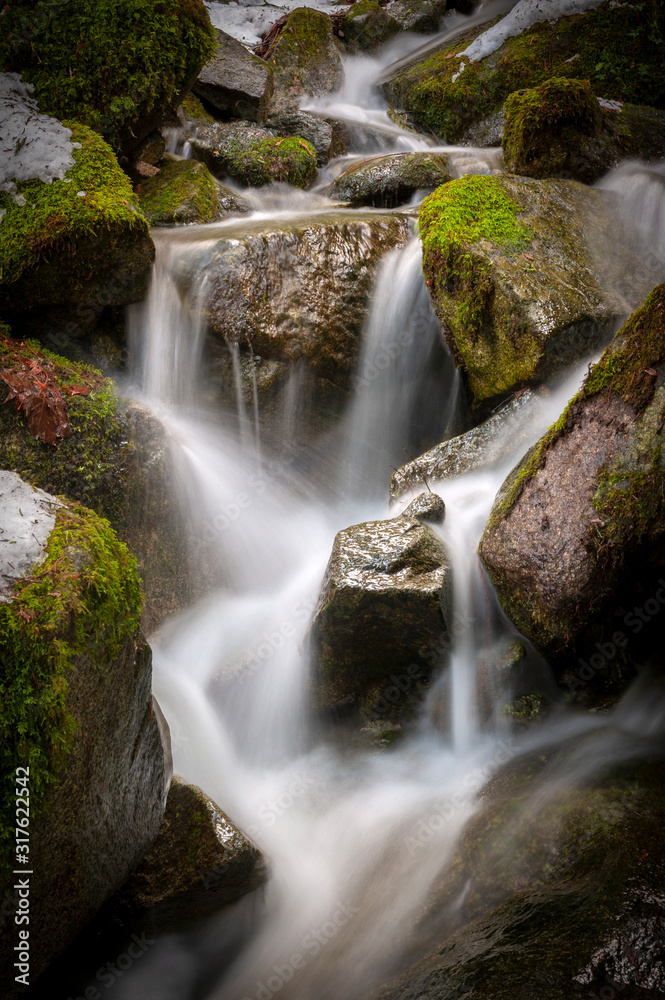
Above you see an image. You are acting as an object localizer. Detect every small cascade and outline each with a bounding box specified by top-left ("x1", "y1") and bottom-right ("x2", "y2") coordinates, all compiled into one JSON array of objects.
[{"x1": 597, "y1": 158, "x2": 665, "y2": 279}]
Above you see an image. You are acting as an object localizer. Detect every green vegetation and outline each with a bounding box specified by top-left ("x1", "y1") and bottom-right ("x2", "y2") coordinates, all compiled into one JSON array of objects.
[
  {"x1": 225, "y1": 135, "x2": 317, "y2": 188},
  {"x1": 343, "y1": 1, "x2": 400, "y2": 53},
  {"x1": 138, "y1": 159, "x2": 220, "y2": 226},
  {"x1": 503, "y1": 77, "x2": 600, "y2": 177},
  {"x1": 0, "y1": 501, "x2": 141, "y2": 875},
  {"x1": 0, "y1": 0, "x2": 216, "y2": 152},
  {"x1": 0, "y1": 122, "x2": 149, "y2": 289},
  {"x1": 180, "y1": 92, "x2": 217, "y2": 125},
  {"x1": 386, "y1": 0, "x2": 665, "y2": 142}
]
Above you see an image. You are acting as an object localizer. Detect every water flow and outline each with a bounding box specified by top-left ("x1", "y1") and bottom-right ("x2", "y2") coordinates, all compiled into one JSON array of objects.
[{"x1": 597, "y1": 158, "x2": 665, "y2": 280}]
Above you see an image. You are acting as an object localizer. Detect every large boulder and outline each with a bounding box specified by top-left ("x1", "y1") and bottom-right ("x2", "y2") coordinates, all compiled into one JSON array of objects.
[
  {"x1": 343, "y1": 1, "x2": 401, "y2": 53},
  {"x1": 419, "y1": 173, "x2": 645, "y2": 409},
  {"x1": 137, "y1": 159, "x2": 249, "y2": 227},
  {"x1": 263, "y1": 7, "x2": 344, "y2": 111},
  {"x1": 193, "y1": 28, "x2": 273, "y2": 122},
  {"x1": 381, "y1": 0, "x2": 665, "y2": 144},
  {"x1": 0, "y1": 333, "x2": 212, "y2": 631},
  {"x1": 309, "y1": 501, "x2": 451, "y2": 708},
  {"x1": 200, "y1": 213, "x2": 410, "y2": 435},
  {"x1": 0, "y1": 472, "x2": 169, "y2": 995},
  {"x1": 503, "y1": 77, "x2": 665, "y2": 183},
  {"x1": 479, "y1": 284, "x2": 665, "y2": 701},
  {"x1": 0, "y1": 0, "x2": 216, "y2": 155},
  {"x1": 189, "y1": 121, "x2": 317, "y2": 188},
  {"x1": 387, "y1": 0, "x2": 450, "y2": 33},
  {"x1": 372, "y1": 745, "x2": 665, "y2": 1000},
  {"x1": 329, "y1": 151, "x2": 453, "y2": 208}
]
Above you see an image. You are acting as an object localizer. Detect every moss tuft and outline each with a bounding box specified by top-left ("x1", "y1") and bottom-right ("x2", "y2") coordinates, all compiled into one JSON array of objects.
[
  {"x1": 179, "y1": 92, "x2": 216, "y2": 125},
  {"x1": 224, "y1": 135, "x2": 317, "y2": 188},
  {"x1": 0, "y1": 0, "x2": 216, "y2": 153},
  {"x1": 0, "y1": 500, "x2": 142, "y2": 873},
  {"x1": 138, "y1": 159, "x2": 220, "y2": 226}
]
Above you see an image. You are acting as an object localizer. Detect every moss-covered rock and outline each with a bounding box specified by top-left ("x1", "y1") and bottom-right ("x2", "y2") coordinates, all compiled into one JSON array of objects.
[
  {"x1": 382, "y1": 0, "x2": 665, "y2": 144},
  {"x1": 479, "y1": 284, "x2": 665, "y2": 699},
  {"x1": 0, "y1": 477, "x2": 169, "y2": 993},
  {"x1": 329, "y1": 151, "x2": 452, "y2": 207},
  {"x1": 309, "y1": 507, "x2": 452, "y2": 708},
  {"x1": 503, "y1": 77, "x2": 665, "y2": 182},
  {"x1": 0, "y1": 334, "x2": 212, "y2": 631},
  {"x1": 0, "y1": 0, "x2": 216, "y2": 155},
  {"x1": 265, "y1": 7, "x2": 344, "y2": 110},
  {"x1": 101, "y1": 776, "x2": 265, "y2": 936},
  {"x1": 375, "y1": 747, "x2": 665, "y2": 1000},
  {"x1": 343, "y1": 1, "x2": 400, "y2": 53},
  {"x1": 193, "y1": 27, "x2": 273, "y2": 122},
  {"x1": 387, "y1": 0, "x2": 450, "y2": 34},
  {"x1": 0, "y1": 120, "x2": 154, "y2": 318},
  {"x1": 419, "y1": 173, "x2": 645, "y2": 408},
  {"x1": 138, "y1": 158, "x2": 247, "y2": 226},
  {"x1": 265, "y1": 109, "x2": 336, "y2": 166},
  {"x1": 189, "y1": 121, "x2": 317, "y2": 187}
]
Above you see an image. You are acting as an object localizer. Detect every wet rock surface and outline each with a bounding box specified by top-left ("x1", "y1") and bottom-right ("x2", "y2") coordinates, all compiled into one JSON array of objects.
[
  {"x1": 387, "y1": 0, "x2": 450, "y2": 33},
  {"x1": 264, "y1": 7, "x2": 344, "y2": 111},
  {"x1": 329, "y1": 152, "x2": 452, "y2": 208},
  {"x1": 343, "y1": 1, "x2": 401, "y2": 53},
  {"x1": 189, "y1": 120, "x2": 317, "y2": 188},
  {"x1": 138, "y1": 159, "x2": 246, "y2": 226},
  {"x1": 193, "y1": 27, "x2": 273, "y2": 122}
]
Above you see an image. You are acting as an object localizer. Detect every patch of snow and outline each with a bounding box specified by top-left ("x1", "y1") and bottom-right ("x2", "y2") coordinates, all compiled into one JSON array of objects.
[
  {"x1": 598, "y1": 97, "x2": 623, "y2": 111},
  {"x1": 452, "y1": 61, "x2": 467, "y2": 83},
  {"x1": 462, "y1": 0, "x2": 607, "y2": 63},
  {"x1": 205, "y1": 0, "x2": 339, "y2": 47},
  {"x1": 0, "y1": 471, "x2": 60, "y2": 601},
  {"x1": 0, "y1": 72, "x2": 78, "y2": 194}
]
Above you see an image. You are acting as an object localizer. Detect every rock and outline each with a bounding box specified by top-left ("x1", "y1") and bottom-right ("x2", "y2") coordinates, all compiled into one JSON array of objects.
[
  {"x1": 381, "y1": 0, "x2": 665, "y2": 144},
  {"x1": 0, "y1": 120, "x2": 154, "y2": 319},
  {"x1": 264, "y1": 7, "x2": 344, "y2": 111},
  {"x1": 193, "y1": 28, "x2": 273, "y2": 122},
  {"x1": 177, "y1": 91, "x2": 218, "y2": 127},
  {"x1": 0, "y1": 472, "x2": 57, "y2": 595},
  {"x1": 0, "y1": 0, "x2": 216, "y2": 155},
  {"x1": 189, "y1": 121, "x2": 317, "y2": 188},
  {"x1": 329, "y1": 151, "x2": 452, "y2": 208},
  {"x1": 131, "y1": 129, "x2": 166, "y2": 167},
  {"x1": 419, "y1": 174, "x2": 646, "y2": 408},
  {"x1": 503, "y1": 77, "x2": 665, "y2": 183},
  {"x1": 309, "y1": 508, "x2": 451, "y2": 707},
  {"x1": 402, "y1": 491, "x2": 446, "y2": 523},
  {"x1": 0, "y1": 477, "x2": 169, "y2": 995},
  {"x1": 102, "y1": 776, "x2": 266, "y2": 936},
  {"x1": 372, "y1": 747, "x2": 665, "y2": 1000},
  {"x1": 0, "y1": 334, "x2": 216, "y2": 631},
  {"x1": 138, "y1": 159, "x2": 247, "y2": 226},
  {"x1": 390, "y1": 390, "x2": 541, "y2": 499},
  {"x1": 265, "y1": 109, "x2": 335, "y2": 165},
  {"x1": 387, "y1": 0, "x2": 450, "y2": 34},
  {"x1": 479, "y1": 284, "x2": 665, "y2": 700},
  {"x1": 202, "y1": 213, "x2": 410, "y2": 436},
  {"x1": 343, "y1": 1, "x2": 401, "y2": 53}
]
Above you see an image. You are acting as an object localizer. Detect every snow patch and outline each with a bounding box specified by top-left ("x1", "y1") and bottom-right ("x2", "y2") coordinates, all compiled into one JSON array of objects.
[
  {"x1": 0, "y1": 72, "x2": 78, "y2": 195},
  {"x1": 452, "y1": 61, "x2": 467, "y2": 83},
  {"x1": 598, "y1": 97, "x2": 623, "y2": 111},
  {"x1": 462, "y1": 0, "x2": 607, "y2": 63},
  {"x1": 0, "y1": 471, "x2": 60, "y2": 601},
  {"x1": 205, "y1": 0, "x2": 339, "y2": 47}
]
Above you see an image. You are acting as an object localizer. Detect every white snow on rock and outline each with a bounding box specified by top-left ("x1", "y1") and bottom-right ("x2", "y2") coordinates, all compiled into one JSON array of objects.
[
  {"x1": 462, "y1": 0, "x2": 607, "y2": 63},
  {"x1": 0, "y1": 72, "x2": 80, "y2": 195},
  {"x1": 205, "y1": 0, "x2": 338, "y2": 47},
  {"x1": 0, "y1": 471, "x2": 60, "y2": 601},
  {"x1": 598, "y1": 97, "x2": 623, "y2": 111}
]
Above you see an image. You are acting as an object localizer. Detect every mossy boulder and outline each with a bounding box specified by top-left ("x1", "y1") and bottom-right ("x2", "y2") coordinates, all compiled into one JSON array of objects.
[
  {"x1": 101, "y1": 776, "x2": 265, "y2": 936},
  {"x1": 343, "y1": 1, "x2": 400, "y2": 53},
  {"x1": 419, "y1": 173, "x2": 645, "y2": 408},
  {"x1": 189, "y1": 121, "x2": 317, "y2": 188},
  {"x1": 479, "y1": 284, "x2": 665, "y2": 700},
  {"x1": 193, "y1": 27, "x2": 273, "y2": 122},
  {"x1": 382, "y1": 0, "x2": 665, "y2": 144},
  {"x1": 390, "y1": 389, "x2": 541, "y2": 500},
  {"x1": 309, "y1": 506, "x2": 452, "y2": 708},
  {"x1": 264, "y1": 7, "x2": 344, "y2": 110},
  {"x1": 374, "y1": 746, "x2": 665, "y2": 1000},
  {"x1": 0, "y1": 119, "x2": 154, "y2": 320},
  {"x1": 503, "y1": 77, "x2": 665, "y2": 183},
  {"x1": 138, "y1": 159, "x2": 248, "y2": 226},
  {"x1": 0, "y1": 334, "x2": 213, "y2": 631},
  {"x1": 0, "y1": 0, "x2": 216, "y2": 155},
  {"x1": 329, "y1": 151, "x2": 452, "y2": 207},
  {"x1": 201, "y1": 212, "x2": 409, "y2": 437},
  {"x1": 265, "y1": 109, "x2": 336, "y2": 165},
  {"x1": 387, "y1": 0, "x2": 450, "y2": 34},
  {"x1": 0, "y1": 474, "x2": 169, "y2": 993}
]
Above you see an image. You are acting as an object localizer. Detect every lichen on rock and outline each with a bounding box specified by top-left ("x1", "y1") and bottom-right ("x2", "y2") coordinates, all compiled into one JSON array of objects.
[{"x1": 343, "y1": 1, "x2": 400, "y2": 53}]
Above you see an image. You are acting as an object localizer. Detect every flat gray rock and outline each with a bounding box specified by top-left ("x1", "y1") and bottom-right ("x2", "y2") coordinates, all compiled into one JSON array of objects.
[
  {"x1": 0, "y1": 470, "x2": 58, "y2": 598},
  {"x1": 193, "y1": 28, "x2": 273, "y2": 122}
]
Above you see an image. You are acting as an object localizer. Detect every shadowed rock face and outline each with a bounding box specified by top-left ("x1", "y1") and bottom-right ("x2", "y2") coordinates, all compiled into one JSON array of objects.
[
  {"x1": 310, "y1": 508, "x2": 451, "y2": 707},
  {"x1": 193, "y1": 28, "x2": 273, "y2": 122}
]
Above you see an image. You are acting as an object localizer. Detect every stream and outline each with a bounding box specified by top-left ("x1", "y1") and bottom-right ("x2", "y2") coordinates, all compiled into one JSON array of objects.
[{"x1": 80, "y1": 19, "x2": 665, "y2": 1000}]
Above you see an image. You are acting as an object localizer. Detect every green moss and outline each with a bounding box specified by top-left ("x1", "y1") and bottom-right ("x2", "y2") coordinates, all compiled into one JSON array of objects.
[
  {"x1": 180, "y1": 92, "x2": 216, "y2": 125},
  {"x1": 0, "y1": 122, "x2": 148, "y2": 289},
  {"x1": 267, "y1": 6, "x2": 332, "y2": 64},
  {"x1": 138, "y1": 159, "x2": 220, "y2": 226},
  {"x1": 387, "y1": 0, "x2": 665, "y2": 142},
  {"x1": 0, "y1": 335, "x2": 126, "y2": 522},
  {"x1": 420, "y1": 175, "x2": 531, "y2": 251},
  {"x1": 343, "y1": 0, "x2": 400, "y2": 53},
  {"x1": 503, "y1": 77, "x2": 600, "y2": 177},
  {"x1": 225, "y1": 135, "x2": 317, "y2": 188},
  {"x1": 0, "y1": 0, "x2": 216, "y2": 153},
  {"x1": 0, "y1": 501, "x2": 141, "y2": 876}
]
